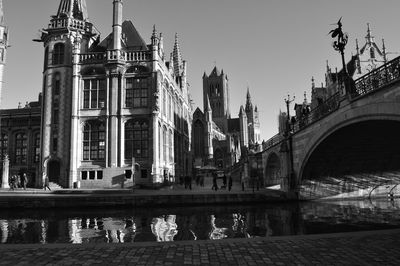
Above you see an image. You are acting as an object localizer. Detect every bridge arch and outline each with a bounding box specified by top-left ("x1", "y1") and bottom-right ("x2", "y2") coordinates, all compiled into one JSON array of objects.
[
  {"x1": 265, "y1": 152, "x2": 281, "y2": 186},
  {"x1": 299, "y1": 117, "x2": 400, "y2": 187},
  {"x1": 297, "y1": 98, "x2": 400, "y2": 184}
]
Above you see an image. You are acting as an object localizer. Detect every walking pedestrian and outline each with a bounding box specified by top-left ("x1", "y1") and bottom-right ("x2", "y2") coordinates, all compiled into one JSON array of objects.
[
  {"x1": 43, "y1": 176, "x2": 51, "y2": 191},
  {"x1": 22, "y1": 173, "x2": 28, "y2": 190},
  {"x1": 228, "y1": 175, "x2": 233, "y2": 191},
  {"x1": 212, "y1": 173, "x2": 218, "y2": 191}
]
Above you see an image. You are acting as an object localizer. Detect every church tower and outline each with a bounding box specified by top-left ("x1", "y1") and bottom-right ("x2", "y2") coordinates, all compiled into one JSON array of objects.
[
  {"x1": 0, "y1": 0, "x2": 9, "y2": 108},
  {"x1": 354, "y1": 24, "x2": 387, "y2": 80},
  {"x1": 245, "y1": 88, "x2": 256, "y2": 144},
  {"x1": 39, "y1": 0, "x2": 95, "y2": 187},
  {"x1": 202, "y1": 66, "x2": 230, "y2": 132}
]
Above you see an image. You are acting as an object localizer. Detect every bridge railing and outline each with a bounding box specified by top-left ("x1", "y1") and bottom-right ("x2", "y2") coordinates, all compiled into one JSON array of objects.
[
  {"x1": 292, "y1": 91, "x2": 342, "y2": 133},
  {"x1": 353, "y1": 55, "x2": 400, "y2": 98},
  {"x1": 262, "y1": 133, "x2": 285, "y2": 150}
]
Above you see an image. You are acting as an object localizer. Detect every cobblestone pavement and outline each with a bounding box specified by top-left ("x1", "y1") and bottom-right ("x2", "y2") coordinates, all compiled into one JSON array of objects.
[{"x1": 0, "y1": 229, "x2": 399, "y2": 265}]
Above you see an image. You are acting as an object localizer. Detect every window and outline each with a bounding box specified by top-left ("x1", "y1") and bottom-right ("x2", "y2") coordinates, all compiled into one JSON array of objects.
[
  {"x1": 141, "y1": 169, "x2": 147, "y2": 179},
  {"x1": 15, "y1": 133, "x2": 27, "y2": 164},
  {"x1": 53, "y1": 43, "x2": 65, "y2": 65},
  {"x1": 54, "y1": 73, "x2": 61, "y2": 96},
  {"x1": 125, "y1": 78, "x2": 148, "y2": 108},
  {"x1": 97, "y1": 171, "x2": 103, "y2": 180},
  {"x1": 370, "y1": 47, "x2": 375, "y2": 59},
  {"x1": 44, "y1": 47, "x2": 49, "y2": 69},
  {"x1": 162, "y1": 88, "x2": 166, "y2": 116},
  {"x1": 83, "y1": 121, "x2": 106, "y2": 161},
  {"x1": 163, "y1": 126, "x2": 167, "y2": 163},
  {"x1": 81, "y1": 170, "x2": 103, "y2": 180},
  {"x1": 83, "y1": 79, "x2": 106, "y2": 109},
  {"x1": 0, "y1": 133, "x2": 8, "y2": 159},
  {"x1": 82, "y1": 171, "x2": 88, "y2": 180},
  {"x1": 125, "y1": 120, "x2": 149, "y2": 159},
  {"x1": 169, "y1": 130, "x2": 173, "y2": 162},
  {"x1": 34, "y1": 133, "x2": 40, "y2": 163}
]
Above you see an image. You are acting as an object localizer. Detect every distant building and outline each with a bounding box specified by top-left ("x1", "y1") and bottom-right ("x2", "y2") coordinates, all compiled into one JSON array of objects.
[
  {"x1": 0, "y1": 97, "x2": 42, "y2": 187},
  {"x1": 192, "y1": 67, "x2": 261, "y2": 169}
]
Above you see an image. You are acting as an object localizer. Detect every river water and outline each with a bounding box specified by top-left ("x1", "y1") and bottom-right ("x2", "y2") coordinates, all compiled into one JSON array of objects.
[{"x1": 0, "y1": 199, "x2": 399, "y2": 244}]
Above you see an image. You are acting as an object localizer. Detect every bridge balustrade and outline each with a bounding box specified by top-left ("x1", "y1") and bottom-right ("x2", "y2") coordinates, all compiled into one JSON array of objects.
[{"x1": 354, "y1": 55, "x2": 400, "y2": 97}]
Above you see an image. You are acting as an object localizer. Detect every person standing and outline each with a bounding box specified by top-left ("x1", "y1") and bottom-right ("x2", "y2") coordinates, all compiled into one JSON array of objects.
[
  {"x1": 22, "y1": 173, "x2": 28, "y2": 190},
  {"x1": 43, "y1": 175, "x2": 51, "y2": 191},
  {"x1": 228, "y1": 175, "x2": 233, "y2": 191},
  {"x1": 212, "y1": 173, "x2": 218, "y2": 191}
]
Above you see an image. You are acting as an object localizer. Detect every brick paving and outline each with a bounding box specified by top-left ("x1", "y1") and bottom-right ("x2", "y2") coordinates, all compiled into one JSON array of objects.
[{"x1": 0, "y1": 229, "x2": 399, "y2": 265}]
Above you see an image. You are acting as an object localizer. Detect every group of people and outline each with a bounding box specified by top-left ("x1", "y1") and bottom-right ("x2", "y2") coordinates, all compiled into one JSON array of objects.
[
  {"x1": 9, "y1": 173, "x2": 28, "y2": 190},
  {"x1": 212, "y1": 173, "x2": 233, "y2": 191}
]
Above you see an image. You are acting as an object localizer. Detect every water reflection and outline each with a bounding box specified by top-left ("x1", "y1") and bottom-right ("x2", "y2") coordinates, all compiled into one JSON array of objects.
[{"x1": 0, "y1": 199, "x2": 400, "y2": 244}]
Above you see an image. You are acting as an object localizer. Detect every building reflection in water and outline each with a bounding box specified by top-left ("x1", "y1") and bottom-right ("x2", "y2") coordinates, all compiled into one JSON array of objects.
[
  {"x1": 151, "y1": 215, "x2": 178, "y2": 242},
  {"x1": 0, "y1": 200, "x2": 400, "y2": 244}
]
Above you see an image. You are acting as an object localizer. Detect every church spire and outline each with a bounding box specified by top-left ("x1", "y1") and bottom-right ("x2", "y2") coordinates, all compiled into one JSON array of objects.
[
  {"x1": 57, "y1": 0, "x2": 88, "y2": 20},
  {"x1": 245, "y1": 87, "x2": 253, "y2": 113},
  {"x1": 0, "y1": 0, "x2": 4, "y2": 25},
  {"x1": 365, "y1": 23, "x2": 374, "y2": 44},
  {"x1": 173, "y1": 33, "x2": 183, "y2": 77}
]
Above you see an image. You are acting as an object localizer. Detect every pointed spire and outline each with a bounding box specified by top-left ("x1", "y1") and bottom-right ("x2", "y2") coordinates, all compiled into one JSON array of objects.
[
  {"x1": 205, "y1": 94, "x2": 212, "y2": 112},
  {"x1": 382, "y1": 38, "x2": 387, "y2": 63},
  {"x1": 245, "y1": 87, "x2": 253, "y2": 113},
  {"x1": 0, "y1": 0, "x2": 4, "y2": 25},
  {"x1": 173, "y1": 33, "x2": 183, "y2": 77},
  {"x1": 239, "y1": 105, "x2": 245, "y2": 116},
  {"x1": 57, "y1": 0, "x2": 88, "y2": 20},
  {"x1": 311, "y1": 76, "x2": 315, "y2": 89},
  {"x1": 254, "y1": 105, "x2": 258, "y2": 112},
  {"x1": 303, "y1": 91, "x2": 308, "y2": 105},
  {"x1": 365, "y1": 23, "x2": 374, "y2": 44},
  {"x1": 246, "y1": 87, "x2": 251, "y2": 101},
  {"x1": 356, "y1": 39, "x2": 360, "y2": 55},
  {"x1": 152, "y1": 24, "x2": 157, "y2": 38}
]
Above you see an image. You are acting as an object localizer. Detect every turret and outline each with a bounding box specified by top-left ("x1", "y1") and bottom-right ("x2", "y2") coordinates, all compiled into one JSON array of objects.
[
  {"x1": 112, "y1": 0, "x2": 123, "y2": 51},
  {"x1": 239, "y1": 105, "x2": 248, "y2": 147},
  {"x1": 0, "y1": 0, "x2": 9, "y2": 110}
]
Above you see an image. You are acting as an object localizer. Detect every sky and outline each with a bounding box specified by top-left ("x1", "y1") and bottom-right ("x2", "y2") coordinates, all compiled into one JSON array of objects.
[{"x1": 1, "y1": 0, "x2": 400, "y2": 140}]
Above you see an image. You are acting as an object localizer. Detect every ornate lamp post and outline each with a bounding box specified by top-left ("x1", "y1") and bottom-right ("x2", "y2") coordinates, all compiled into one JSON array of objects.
[
  {"x1": 284, "y1": 94, "x2": 295, "y2": 135},
  {"x1": 330, "y1": 18, "x2": 355, "y2": 95},
  {"x1": 330, "y1": 18, "x2": 349, "y2": 75}
]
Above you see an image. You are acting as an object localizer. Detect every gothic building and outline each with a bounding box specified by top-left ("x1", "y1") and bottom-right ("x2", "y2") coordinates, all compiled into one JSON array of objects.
[
  {"x1": 37, "y1": 0, "x2": 192, "y2": 188},
  {"x1": 192, "y1": 67, "x2": 261, "y2": 169}
]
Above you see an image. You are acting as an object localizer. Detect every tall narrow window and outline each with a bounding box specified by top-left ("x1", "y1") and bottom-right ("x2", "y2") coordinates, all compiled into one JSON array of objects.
[
  {"x1": 162, "y1": 88, "x2": 167, "y2": 116},
  {"x1": 83, "y1": 121, "x2": 106, "y2": 161},
  {"x1": 83, "y1": 79, "x2": 106, "y2": 109},
  {"x1": 53, "y1": 43, "x2": 65, "y2": 65},
  {"x1": 15, "y1": 133, "x2": 27, "y2": 164},
  {"x1": 34, "y1": 133, "x2": 40, "y2": 163},
  {"x1": 44, "y1": 47, "x2": 49, "y2": 69},
  {"x1": 370, "y1": 47, "x2": 375, "y2": 59},
  {"x1": 125, "y1": 120, "x2": 149, "y2": 159},
  {"x1": 0, "y1": 133, "x2": 8, "y2": 159},
  {"x1": 125, "y1": 78, "x2": 148, "y2": 108},
  {"x1": 163, "y1": 126, "x2": 167, "y2": 163},
  {"x1": 54, "y1": 73, "x2": 61, "y2": 96},
  {"x1": 169, "y1": 130, "x2": 173, "y2": 163}
]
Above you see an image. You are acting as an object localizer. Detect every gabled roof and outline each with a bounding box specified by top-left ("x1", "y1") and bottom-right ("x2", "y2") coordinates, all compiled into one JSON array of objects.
[{"x1": 97, "y1": 20, "x2": 148, "y2": 51}]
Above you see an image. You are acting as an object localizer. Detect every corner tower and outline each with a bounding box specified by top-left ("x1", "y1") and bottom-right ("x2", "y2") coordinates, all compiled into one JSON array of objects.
[
  {"x1": 39, "y1": 0, "x2": 95, "y2": 188},
  {"x1": 0, "y1": 0, "x2": 9, "y2": 108},
  {"x1": 202, "y1": 66, "x2": 230, "y2": 132}
]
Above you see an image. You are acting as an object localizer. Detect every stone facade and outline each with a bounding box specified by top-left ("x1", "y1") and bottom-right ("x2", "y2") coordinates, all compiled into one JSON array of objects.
[
  {"x1": 38, "y1": 0, "x2": 192, "y2": 188},
  {"x1": 192, "y1": 67, "x2": 261, "y2": 170}
]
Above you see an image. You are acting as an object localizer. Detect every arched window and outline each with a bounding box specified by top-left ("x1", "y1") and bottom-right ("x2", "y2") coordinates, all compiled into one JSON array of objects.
[
  {"x1": 83, "y1": 79, "x2": 106, "y2": 109},
  {"x1": 158, "y1": 123, "x2": 162, "y2": 162},
  {"x1": 53, "y1": 43, "x2": 65, "y2": 65},
  {"x1": 194, "y1": 120, "x2": 204, "y2": 157},
  {"x1": 34, "y1": 133, "x2": 41, "y2": 162},
  {"x1": 169, "y1": 130, "x2": 173, "y2": 163},
  {"x1": 163, "y1": 126, "x2": 167, "y2": 163},
  {"x1": 162, "y1": 88, "x2": 167, "y2": 116},
  {"x1": 125, "y1": 120, "x2": 149, "y2": 159},
  {"x1": 15, "y1": 133, "x2": 27, "y2": 164},
  {"x1": 83, "y1": 121, "x2": 105, "y2": 161},
  {"x1": 0, "y1": 133, "x2": 8, "y2": 159}
]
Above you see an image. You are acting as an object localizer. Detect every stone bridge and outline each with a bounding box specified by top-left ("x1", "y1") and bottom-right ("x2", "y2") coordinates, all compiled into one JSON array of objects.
[{"x1": 258, "y1": 56, "x2": 400, "y2": 199}]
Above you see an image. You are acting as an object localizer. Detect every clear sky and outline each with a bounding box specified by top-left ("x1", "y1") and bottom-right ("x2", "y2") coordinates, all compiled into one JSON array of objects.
[{"x1": 1, "y1": 0, "x2": 400, "y2": 140}]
